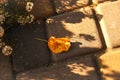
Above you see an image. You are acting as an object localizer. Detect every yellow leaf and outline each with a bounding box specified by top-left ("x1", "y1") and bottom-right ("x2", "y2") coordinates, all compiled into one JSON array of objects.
[{"x1": 48, "y1": 36, "x2": 71, "y2": 54}]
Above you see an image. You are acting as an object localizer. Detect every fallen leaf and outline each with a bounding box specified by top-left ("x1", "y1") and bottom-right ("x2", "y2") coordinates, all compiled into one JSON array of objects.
[{"x1": 48, "y1": 36, "x2": 71, "y2": 54}]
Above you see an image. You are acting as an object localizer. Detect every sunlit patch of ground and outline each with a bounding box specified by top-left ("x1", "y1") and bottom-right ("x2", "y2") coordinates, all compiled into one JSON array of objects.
[{"x1": 99, "y1": 48, "x2": 120, "y2": 80}]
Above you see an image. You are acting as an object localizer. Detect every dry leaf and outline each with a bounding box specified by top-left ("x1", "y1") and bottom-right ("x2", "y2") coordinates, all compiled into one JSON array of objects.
[{"x1": 48, "y1": 36, "x2": 71, "y2": 54}]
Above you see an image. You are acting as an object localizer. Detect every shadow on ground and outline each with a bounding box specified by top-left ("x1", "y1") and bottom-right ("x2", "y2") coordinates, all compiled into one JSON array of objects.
[
  {"x1": 17, "y1": 55, "x2": 99, "y2": 80},
  {"x1": 46, "y1": 10, "x2": 93, "y2": 37},
  {"x1": 99, "y1": 59, "x2": 120, "y2": 80}
]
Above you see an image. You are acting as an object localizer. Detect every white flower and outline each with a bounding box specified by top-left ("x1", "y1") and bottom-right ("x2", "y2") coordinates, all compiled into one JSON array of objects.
[
  {"x1": 2, "y1": 45, "x2": 13, "y2": 56},
  {"x1": 27, "y1": 14, "x2": 34, "y2": 23},
  {"x1": 17, "y1": 16, "x2": 27, "y2": 25},
  {"x1": 0, "y1": 15, "x2": 5, "y2": 24},
  {"x1": 26, "y1": 2, "x2": 34, "y2": 12},
  {"x1": 17, "y1": 14, "x2": 34, "y2": 25}
]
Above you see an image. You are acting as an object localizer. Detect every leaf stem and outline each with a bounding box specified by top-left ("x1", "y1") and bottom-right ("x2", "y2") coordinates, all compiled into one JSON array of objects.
[{"x1": 35, "y1": 38, "x2": 48, "y2": 42}]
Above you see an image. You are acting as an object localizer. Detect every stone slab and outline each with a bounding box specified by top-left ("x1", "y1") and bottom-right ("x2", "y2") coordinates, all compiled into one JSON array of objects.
[
  {"x1": 31, "y1": 0, "x2": 55, "y2": 19},
  {"x1": 46, "y1": 7, "x2": 103, "y2": 61},
  {"x1": 17, "y1": 55, "x2": 99, "y2": 80},
  {"x1": 95, "y1": 0, "x2": 120, "y2": 48},
  {"x1": 53, "y1": 0, "x2": 89, "y2": 13},
  {"x1": 98, "y1": 48, "x2": 120, "y2": 80},
  {"x1": 0, "y1": 52, "x2": 13, "y2": 80},
  {"x1": 8, "y1": 21, "x2": 50, "y2": 72}
]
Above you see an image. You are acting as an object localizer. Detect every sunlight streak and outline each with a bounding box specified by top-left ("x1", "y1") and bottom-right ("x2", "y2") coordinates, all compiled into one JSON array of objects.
[{"x1": 67, "y1": 63, "x2": 94, "y2": 76}]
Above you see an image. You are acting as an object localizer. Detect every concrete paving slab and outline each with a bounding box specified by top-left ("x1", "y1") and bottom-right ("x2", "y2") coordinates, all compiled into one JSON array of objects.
[
  {"x1": 46, "y1": 7, "x2": 103, "y2": 61},
  {"x1": 97, "y1": 48, "x2": 120, "y2": 80},
  {"x1": 95, "y1": 0, "x2": 120, "y2": 48},
  {"x1": 92, "y1": 0, "x2": 118, "y2": 5},
  {"x1": 0, "y1": 52, "x2": 13, "y2": 80},
  {"x1": 17, "y1": 55, "x2": 99, "y2": 80},
  {"x1": 8, "y1": 21, "x2": 50, "y2": 72}
]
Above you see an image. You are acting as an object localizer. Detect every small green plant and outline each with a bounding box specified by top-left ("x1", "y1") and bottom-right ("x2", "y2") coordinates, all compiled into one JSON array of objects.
[{"x1": 0, "y1": 0, "x2": 34, "y2": 55}]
